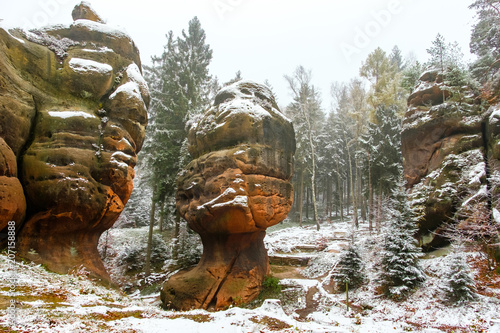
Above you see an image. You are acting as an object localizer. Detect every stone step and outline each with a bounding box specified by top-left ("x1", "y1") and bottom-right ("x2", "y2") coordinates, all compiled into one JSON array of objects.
[
  {"x1": 295, "y1": 244, "x2": 326, "y2": 252},
  {"x1": 269, "y1": 254, "x2": 313, "y2": 267}
]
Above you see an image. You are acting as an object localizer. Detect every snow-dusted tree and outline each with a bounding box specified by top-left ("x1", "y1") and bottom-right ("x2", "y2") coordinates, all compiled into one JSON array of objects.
[
  {"x1": 285, "y1": 66, "x2": 324, "y2": 230},
  {"x1": 332, "y1": 241, "x2": 365, "y2": 291},
  {"x1": 469, "y1": 0, "x2": 500, "y2": 84},
  {"x1": 426, "y1": 34, "x2": 464, "y2": 73},
  {"x1": 390, "y1": 46, "x2": 404, "y2": 72},
  {"x1": 359, "y1": 105, "x2": 402, "y2": 233},
  {"x1": 401, "y1": 59, "x2": 423, "y2": 93},
  {"x1": 442, "y1": 252, "x2": 477, "y2": 304},
  {"x1": 316, "y1": 110, "x2": 349, "y2": 220},
  {"x1": 143, "y1": 16, "x2": 213, "y2": 275},
  {"x1": 379, "y1": 176, "x2": 426, "y2": 299}
]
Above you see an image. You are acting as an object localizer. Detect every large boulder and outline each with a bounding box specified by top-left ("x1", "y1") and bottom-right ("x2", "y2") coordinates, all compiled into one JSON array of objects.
[
  {"x1": 161, "y1": 81, "x2": 295, "y2": 310},
  {"x1": 0, "y1": 2, "x2": 148, "y2": 280},
  {"x1": 402, "y1": 70, "x2": 497, "y2": 250}
]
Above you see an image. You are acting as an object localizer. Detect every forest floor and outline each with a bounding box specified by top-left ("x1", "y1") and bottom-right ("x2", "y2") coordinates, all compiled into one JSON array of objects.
[{"x1": 1, "y1": 218, "x2": 500, "y2": 332}]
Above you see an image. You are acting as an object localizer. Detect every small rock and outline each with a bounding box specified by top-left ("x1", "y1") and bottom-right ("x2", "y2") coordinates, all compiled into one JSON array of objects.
[{"x1": 72, "y1": 1, "x2": 104, "y2": 23}]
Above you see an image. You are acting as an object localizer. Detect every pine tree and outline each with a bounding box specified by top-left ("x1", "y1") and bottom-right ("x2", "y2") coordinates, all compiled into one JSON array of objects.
[
  {"x1": 469, "y1": 0, "x2": 500, "y2": 84},
  {"x1": 359, "y1": 105, "x2": 402, "y2": 233},
  {"x1": 332, "y1": 242, "x2": 365, "y2": 291},
  {"x1": 426, "y1": 34, "x2": 464, "y2": 73},
  {"x1": 442, "y1": 252, "x2": 477, "y2": 304},
  {"x1": 401, "y1": 60, "x2": 423, "y2": 93},
  {"x1": 379, "y1": 176, "x2": 426, "y2": 299},
  {"x1": 142, "y1": 17, "x2": 213, "y2": 275},
  {"x1": 390, "y1": 45, "x2": 404, "y2": 72}
]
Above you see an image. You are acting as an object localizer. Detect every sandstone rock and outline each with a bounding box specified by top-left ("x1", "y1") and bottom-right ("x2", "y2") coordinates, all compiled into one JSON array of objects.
[
  {"x1": 402, "y1": 72, "x2": 491, "y2": 250},
  {"x1": 0, "y1": 138, "x2": 25, "y2": 231},
  {"x1": 161, "y1": 81, "x2": 295, "y2": 310},
  {"x1": 72, "y1": 1, "x2": 105, "y2": 23},
  {"x1": 0, "y1": 5, "x2": 148, "y2": 280},
  {"x1": 407, "y1": 69, "x2": 452, "y2": 107}
]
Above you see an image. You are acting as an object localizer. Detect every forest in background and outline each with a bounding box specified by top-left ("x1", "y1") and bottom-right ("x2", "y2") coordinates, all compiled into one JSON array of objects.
[{"x1": 115, "y1": 0, "x2": 500, "y2": 278}]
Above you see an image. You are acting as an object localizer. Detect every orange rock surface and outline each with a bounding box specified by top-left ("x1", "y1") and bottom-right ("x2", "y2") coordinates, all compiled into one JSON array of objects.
[
  {"x1": 0, "y1": 2, "x2": 148, "y2": 280},
  {"x1": 161, "y1": 81, "x2": 295, "y2": 310}
]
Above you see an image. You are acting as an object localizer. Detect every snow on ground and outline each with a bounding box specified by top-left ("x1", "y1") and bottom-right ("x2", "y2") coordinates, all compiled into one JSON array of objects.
[{"x1": 1, "y1": 219, "x2": 500, "y2": 332}]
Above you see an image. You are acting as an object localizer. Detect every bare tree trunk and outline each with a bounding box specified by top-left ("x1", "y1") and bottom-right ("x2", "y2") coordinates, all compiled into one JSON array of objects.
[
  {"x1": 368, "y1": 153, "x2": 373, "y2": 235},
  {"x1": 298, "y1": 169, "x2": 304, "y2": 227},
  {"x1": 297, "y1": 94, "x2": 320, "y2": 230},
  {"x1": 336, "y1": 160, "x2": 343, "y2": 222},
  {"x1": 306, "y1": 187, "x2": 310, "y2": 220},
  {"x1": 376, "y1": 185, "x2": 382, "y2": 234},
  {"x1": 360, "y1": 178, "x2": 366, "y2": 223},
  {"x1": 145, "y1": 193, "x2": 156, "y2": 277},
  {"x1": 326, "y1": 177, "x2": 331, "y2": 218},
  {"x1": 159, "y1": 200, "x2": 165, "y2": 232},
  {"x1": 339, "y1": 180, "x2": 344, "y2": 222},
  {"x1": 346, "y1": 144, "x2": 358, "y2": 228}
]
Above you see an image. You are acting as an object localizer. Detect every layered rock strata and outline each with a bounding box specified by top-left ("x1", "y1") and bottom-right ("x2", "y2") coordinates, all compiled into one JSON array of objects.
[
  {"x1": 0, "y1": 2, "x2": 148, "y2": 279},
  {"x1": 402, "y1": 69, "x2": 499, "y2": 251},
  {"x1": 161, "y1": 81, "x2": 295, "y2": 310}
]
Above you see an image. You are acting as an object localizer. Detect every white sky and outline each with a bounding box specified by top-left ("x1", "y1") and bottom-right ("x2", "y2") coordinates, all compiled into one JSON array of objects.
[{"x1": 1, "y1": 0, "x2": 476, "y2": 109}]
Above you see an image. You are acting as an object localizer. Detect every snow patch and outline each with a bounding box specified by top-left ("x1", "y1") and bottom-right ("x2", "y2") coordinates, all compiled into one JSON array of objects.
[
  {"x1": 489, "y1": 104, "x2": 500, "y2": 124},
  {"x1": 493, "y1": 208, "x2": 500, "y2": 224},
  {"x1": 72, "y1": 20, "x2": 131, "y2": 40},
  {"x1": 81, "y1": 46, "x2": 113, "y2": 53},
  {"x1": 197, "y1": 188, "x2": 237, "y2": 210},
  {"x1": 211, "y1": 195, "x2": 248, "y2": 209},
  {"x1": 109, "y1": 81, "x2": 142, "y2": 101},
  {"x1": 468, "y1": 162, "x2": 486, "y2": 185},
  {"x1": 48, "y1": 111, "x2": 96, "y2": 119},
  {"x1": 4, "y1": 28, "x2": 25, "y2": 44},
  {"x1": 69, "y1": 58, "x2": 112, "y2": 75},
  {"x1": 126, "y1": 63, "x2": 147, "y2": 89}
]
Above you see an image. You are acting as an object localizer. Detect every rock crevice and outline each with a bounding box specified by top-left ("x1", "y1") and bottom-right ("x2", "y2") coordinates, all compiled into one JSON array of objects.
[
  {"x1": 0, "y1": 2, "x2": 148, "y2": 280},
  {"x1": 403, "y1": 69, "x2": 499, "y2": 250}
]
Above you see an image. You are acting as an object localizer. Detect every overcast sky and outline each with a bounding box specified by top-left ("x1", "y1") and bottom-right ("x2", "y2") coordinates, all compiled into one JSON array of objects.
[{"x1": 1, "y1": 0, "x2": 476, "y2": 109}]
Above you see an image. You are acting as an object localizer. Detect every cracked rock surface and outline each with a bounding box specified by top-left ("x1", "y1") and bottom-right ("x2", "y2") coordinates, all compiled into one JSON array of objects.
[
  {"x1": 161, "y1": 81, "x2": 295, "y2": 310},
  {"x1": 402, "y1": 69, "x2": 499, "y2": 251},
  {"x1": 0, "y1": 2, "x2": 148, "y2": 280}
]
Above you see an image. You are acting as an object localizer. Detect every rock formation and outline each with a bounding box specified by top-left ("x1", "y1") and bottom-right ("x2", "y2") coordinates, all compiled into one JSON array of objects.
[
  {"x1": 161, "y1": 81, "x2": 295, "y2": 310},
  {"x1": 402, "y1": 69, "x2": 499, "y2": 251},
  {"x1": 0, "y1": 2, "x2": 148, "y2": 279}
]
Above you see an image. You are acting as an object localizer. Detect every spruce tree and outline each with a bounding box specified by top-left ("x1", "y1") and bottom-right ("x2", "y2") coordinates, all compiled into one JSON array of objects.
[
  {"x1": 332, "y1": 242, "x2": 365, "y2": 291},
  {"x1": 143, "y1": 16, "x2": 213, "y2": 211},
  {"x1": 469, "y1": 0, "x2": 500, "y2": 82},
  {"x1": 142, "y1": 17, "x2": 213, "y2": 274},
  {"x1": 379, "y1": 176, "x2": 426, "y2": 299},
  {"x1": 443, "y1": 252, "x2": 477, "y2": 304}
]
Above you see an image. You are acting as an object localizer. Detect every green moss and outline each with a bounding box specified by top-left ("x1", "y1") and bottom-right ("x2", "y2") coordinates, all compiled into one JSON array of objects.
[
  {"x1": 168, "y1": 314, "x2": 212, "y2": 323},
  {"x1": 249, "y1": 315, "x2": 292, "y2": 331},
  {"x1": 223, "y1": 278, "x2": 247, "y2": 295},
  {"x1": 259, "y1": 275, "x2": 282, "y2": 300},
  {"x1": 84, "y1": 310, "x2": 143, "y2": 321}
]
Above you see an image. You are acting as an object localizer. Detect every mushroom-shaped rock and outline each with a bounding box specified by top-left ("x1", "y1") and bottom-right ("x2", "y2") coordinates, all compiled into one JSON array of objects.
[
  {"x1": 0, "y1": 4, "x2": 148, "y2": 280},
  {"x1": 161, "y1": 81, "x2": 295, "y2": 310}
]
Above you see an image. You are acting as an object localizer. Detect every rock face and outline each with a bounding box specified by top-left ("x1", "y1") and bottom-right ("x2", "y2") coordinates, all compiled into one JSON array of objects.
[
  {"x1": 161, "y1": 81, "x2": 295, "y2": 310},
  {"x1": 0, "y1": 2, "x2": 148, "y2": 279},
  {"x1": 402, "y1": 69, "x2": 499, "y2": 250}
]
